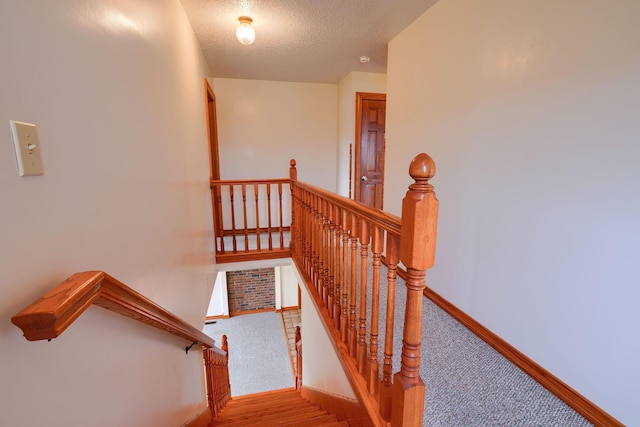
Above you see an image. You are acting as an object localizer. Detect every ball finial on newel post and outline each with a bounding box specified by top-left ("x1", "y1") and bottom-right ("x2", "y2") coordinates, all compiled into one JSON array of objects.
[
  {"x1": 408, "y1": 152, "x2": 436, "y2": 191},
  {"x1": 289, "y1": 159, "x2": 297, "y2": 181}
]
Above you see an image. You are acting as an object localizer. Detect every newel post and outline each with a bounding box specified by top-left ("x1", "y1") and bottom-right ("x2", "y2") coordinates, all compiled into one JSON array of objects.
[
  {"x1": 295, "y1": 326, "x2": 302, "y2": 389},
  {"x1": 392, "y1": 153, "x2": 438, "y2": 427},
  {"x1": 289, "y1": 159, "x2": 297, "y2": 181}
]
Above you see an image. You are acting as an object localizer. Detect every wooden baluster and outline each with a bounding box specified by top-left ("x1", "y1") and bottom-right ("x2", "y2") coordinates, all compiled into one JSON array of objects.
[
  {"x1": 317, "y1": 195, "x2": 324, "y2": 298},
  {"x1": 380, "y1": 233, "x2": 399, "y2": 420},
  {"x1": 307, "y1": 192, "x2": 314, "y2": 285},
  {"x1": 357, "y1": 220, "x2": 370, "y2": 374},
  {"x1": 242, "y1": 184, "x2": 249, "y2": 251},
  {"x1": 204, "y1": 349, "x2": 213, "y2": 415},
  {"x1": 289, "y1": 160, "x2": 296, "y2": 253},
  {"x1": 348, "y1": 214, "x2": 358, "y2": 357},
  {"x1": 267, "y1": 183, "x2": 273, "y2": 250},
  {"x1": 333, "y1": 204, "x2": 342, "y2": 326},
  {"x1": 312, "y1": 195, "x2": 317, "y2": 291},
  {"x1": 300, "y1": 188, "x2": 306, "y2": 262},
  {"x1": 316, "y1": 196, "x2": 327, "y2": 300},
  {"x1": 229, "y1": 185, "x2": 237, "y2": 253},
  {"x1": 312, "y1": 193, "x2": 320, "y2": 292},
  {"x1": 254, "y1": 184, "x2": 261, "y2": 251},
  {"x1": 340, "y1": 209, "x2": 350, "y2": 343},
  {"x1": 392, "y1": 153, "x2": 438, "y2": 427},
  {"x1": 213, "y1": 184, "x2": 225, "y2": 253},
  {"x1": 295, "y1": 326, "x2": 302, "y2": 389},
  {"x1": 318, "y1": 197, "x2": 325, "y2": 303},
  {"x1": 368, "y1": 225, "x2": 383, "y2": 395},
  {"x1": 304, "y1": 189, "x2": 311, "y2": 274},
  {"x1": 278, "y1": 182, "x2": 284, "y2": 249},
  {"x1": 325, "y1": 199, "x2": 334, "y2": 310}
]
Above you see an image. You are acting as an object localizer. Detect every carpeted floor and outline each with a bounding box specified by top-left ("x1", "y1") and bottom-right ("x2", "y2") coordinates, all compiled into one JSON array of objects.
[
  {"x1": 203, "y1": 266, "x2": 593, "y2": 426},
  {"x1": 372, "y1": 264, "x2": 593, "y2": 426},
  {"x1": 203, "y1": 311, "x2": 294, "y2": 397}
]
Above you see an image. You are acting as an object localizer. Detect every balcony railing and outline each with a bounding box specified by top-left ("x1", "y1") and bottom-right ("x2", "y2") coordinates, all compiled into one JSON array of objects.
[
  {"x1": 210, "y1": 178, "x2": 292, "y2": 263},
  {"x1": 210, "y1": 154, "x2": 439, "y2": 427}
]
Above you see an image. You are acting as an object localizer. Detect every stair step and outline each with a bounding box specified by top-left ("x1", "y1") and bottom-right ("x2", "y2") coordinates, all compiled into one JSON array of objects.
[
  {"x1": 276, "y1": 414, "x2": 348, "y2": 426},
  {"x1": 215, "y1": 407, "x2": 327, "y2": 426},
  {"x1": 210, "y1": 389, "x2": 349, "y2": 427}
]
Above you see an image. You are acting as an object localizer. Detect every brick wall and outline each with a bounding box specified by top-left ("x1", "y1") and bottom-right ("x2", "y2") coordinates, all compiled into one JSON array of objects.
[{"x1": 227, "y1": 268, "x2": 275, "y2": 314}]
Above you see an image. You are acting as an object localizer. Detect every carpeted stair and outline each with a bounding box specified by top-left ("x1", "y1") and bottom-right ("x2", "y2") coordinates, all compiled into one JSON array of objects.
[{"x1": 209, "y1": 388, "x2": 350, "y2": 426}]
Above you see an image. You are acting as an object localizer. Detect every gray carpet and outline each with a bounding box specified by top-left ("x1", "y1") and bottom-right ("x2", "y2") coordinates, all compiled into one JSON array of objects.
[
  {"x1": 203, "y1": 311, "x2": 294, "y2": 396},
  {"x1": 369, "y1": 264, "x2": 593, "y2": 426},
  {"x1": 203, "y1": 265, "x2": 593, "y2": 425}
]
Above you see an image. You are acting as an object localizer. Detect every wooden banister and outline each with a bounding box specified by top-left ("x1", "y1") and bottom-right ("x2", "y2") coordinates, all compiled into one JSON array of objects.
[
  {"x1": 289, "y1": 153, "x2": 439, "y2": 427},
  {"x1": 11, "y1": 270, "x2": 216, "y2": 349},
  {"x1": 13, "y1": 271, "x2": 232, "y2": 423},
  {"x1": 205, "y1": 335, "x2": 231, "y2": 417},
  {"x1": 292, "y1": 180, "x2": 401, "y2": 235},
  {"x1": 208, "y1": 154, "x2": 438, "y2": 426},
  {"x1": 210, "y1": 177, "x2": 292, "y2": 263}
]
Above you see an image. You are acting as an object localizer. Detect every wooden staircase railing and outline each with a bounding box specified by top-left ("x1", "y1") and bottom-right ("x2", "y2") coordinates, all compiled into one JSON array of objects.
[
  {"x1": 11, "y1": 271, "x2": 231, "y2": 424},
  {"x1": 205, "y1": 335, "x2": 231, "y2": 417},
  {"x1": 289, "y1": 154, "x2": 438, "y2": 427},
  {"x1": 210, "y1": 178, "x2": 292, "y2": 263}
]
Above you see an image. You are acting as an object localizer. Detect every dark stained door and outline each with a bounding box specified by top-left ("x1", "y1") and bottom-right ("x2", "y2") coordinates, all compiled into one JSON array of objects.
[{"x1": 355, "y1": 92, "x2": 386, "y2": 209}]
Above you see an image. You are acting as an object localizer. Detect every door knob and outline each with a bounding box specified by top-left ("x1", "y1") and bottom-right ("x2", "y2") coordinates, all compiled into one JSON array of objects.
[{"x1": 361, "y1": 176, "x2": 368, "y2": 182}]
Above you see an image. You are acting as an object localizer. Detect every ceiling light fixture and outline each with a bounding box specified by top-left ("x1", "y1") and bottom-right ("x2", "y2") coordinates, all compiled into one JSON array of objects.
[
  {"x1": 359, "y1": 56, "x2": 371, "y2": 63},
  {"x1": 236, "y1": 16, "x2": 255, "y2": 45}
]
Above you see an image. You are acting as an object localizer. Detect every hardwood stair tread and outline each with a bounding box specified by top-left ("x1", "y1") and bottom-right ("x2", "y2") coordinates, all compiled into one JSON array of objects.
[
  {"x1": 218, "y1": 399, "x2": 313, "y2": 415},
  {"x1": 210, "y1": 389, "x2": 350, "y2": 427},
  {"x1": 214, "y1": 407, "x2": 327, "y2": 425}
]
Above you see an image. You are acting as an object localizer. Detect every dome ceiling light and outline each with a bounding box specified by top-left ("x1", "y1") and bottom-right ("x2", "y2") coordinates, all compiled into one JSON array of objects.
[{"x1": 236, "y1": 16, "x2": 255, "y2": 45}]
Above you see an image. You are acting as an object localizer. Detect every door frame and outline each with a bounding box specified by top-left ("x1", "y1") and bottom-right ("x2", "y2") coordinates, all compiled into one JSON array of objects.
[
  {"x1": 204, "y1": 79, "x2": 220, "y2": 181},
  {"x1": 354, "y1": 92, "x2": 387, "y2": 207},
  {"x1": 204, "y1": 79, "x2": 222, "y2": 237}
]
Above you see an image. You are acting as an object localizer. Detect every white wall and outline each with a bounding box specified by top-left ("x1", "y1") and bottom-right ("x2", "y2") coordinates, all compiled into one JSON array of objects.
[
  {"x1": 385, "y1": 0, "x2": 640, "y2": 424},
  {"x1": 337, "y1": 72, "x2": 387, "y2": 196},
  {"x1": 213, "y1": 78, "x2": 338, "y2": 190},
  {"x1": 207, "y1": 272, "x2": 229, "y2": 317},
  {"x1": 294, "y1": 268, "x2": 356, "y2": 400},
  {"x1": 0, "y1": 1, "x2": 214, "y2": 426},
  {"x1": 280, "y1": 264, "x2": 300, "y2": 308}
]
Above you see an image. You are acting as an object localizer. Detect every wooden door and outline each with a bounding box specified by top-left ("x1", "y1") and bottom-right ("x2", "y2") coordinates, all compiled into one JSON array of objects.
[{"x1": 354, "y1": 92, "x2": 386, "y2": 209}]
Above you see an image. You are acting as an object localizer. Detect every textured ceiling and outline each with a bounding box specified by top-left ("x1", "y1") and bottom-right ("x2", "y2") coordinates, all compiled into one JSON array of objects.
[{"x1": 181, "y1": 0, "x2": 439, "y2": 83}]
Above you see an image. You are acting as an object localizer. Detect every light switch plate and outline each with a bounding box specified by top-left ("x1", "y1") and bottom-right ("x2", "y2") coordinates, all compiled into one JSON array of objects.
[{"x1": 10, "y1": 120, "x2": 43, "y2": 176}]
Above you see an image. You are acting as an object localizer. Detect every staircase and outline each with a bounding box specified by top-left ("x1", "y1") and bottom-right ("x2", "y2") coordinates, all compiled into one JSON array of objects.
[{"x1": 209, "y1": 389, "x2": 349, "y2": 426}]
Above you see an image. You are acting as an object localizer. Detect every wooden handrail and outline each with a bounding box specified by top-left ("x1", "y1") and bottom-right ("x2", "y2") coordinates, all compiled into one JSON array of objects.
[
  {"x1": 292, "y1": 180, "x2": 401, "y2": 235},
  {"x1": 11, "y1": 271, "x2": 216, "y2": 349},
  {"x1": 210, "y1": 177, "x2": 290, "y2": 187},
  {"x1": 289, "y1": 153, "x2": 438, "y2": 427}
]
